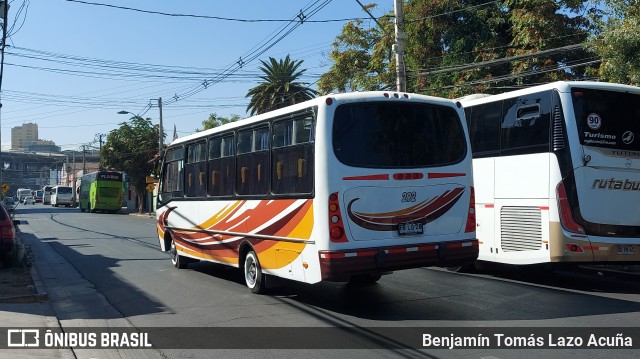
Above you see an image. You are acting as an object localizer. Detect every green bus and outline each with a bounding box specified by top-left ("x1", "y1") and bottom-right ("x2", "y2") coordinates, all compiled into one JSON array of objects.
[{"x1": 79, "y1": 170, "x2": 124, "y2": 213}]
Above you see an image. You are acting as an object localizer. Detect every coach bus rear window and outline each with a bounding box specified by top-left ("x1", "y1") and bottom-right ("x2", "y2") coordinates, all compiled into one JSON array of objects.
[
  {"x1": 57, "y1": 187, "x2": 72, "y2": 194},
  {"x1": 573, "y1": 88, "x2": 640, "y2": 151},
  {"x1": 332, "y1": 101, "x2": 466, "y2": 168}
]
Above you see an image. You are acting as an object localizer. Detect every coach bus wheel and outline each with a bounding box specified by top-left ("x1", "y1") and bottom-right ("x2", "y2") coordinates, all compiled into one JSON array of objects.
[
  {"x1": 244, "y1": 250, "x2": 266, "y2": 294},
  {"x1": 169, "y1": 239, "x2": 187, "y2": 269}
]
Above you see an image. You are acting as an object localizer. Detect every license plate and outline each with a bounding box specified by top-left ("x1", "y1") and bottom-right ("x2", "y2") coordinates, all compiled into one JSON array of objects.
[
  {"x1": 398, "y1": 221, "x2": 423, "y2": 235},
  {"x1": 617, "y1": 245, "x2": 635, "y2": 255}
]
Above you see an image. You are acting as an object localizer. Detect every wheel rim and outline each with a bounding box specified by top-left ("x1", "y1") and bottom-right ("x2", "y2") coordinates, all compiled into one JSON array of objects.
[
  {"x1": 170, "y1": 240, "x2": 178, "y2": 265},
  {"x1": 245, "y1": 254, "x2": 257, "y2": 288}
]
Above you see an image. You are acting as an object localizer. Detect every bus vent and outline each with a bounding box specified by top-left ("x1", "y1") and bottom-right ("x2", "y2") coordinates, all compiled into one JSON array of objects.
[
  {"x1": 500, "y1": 206, "x2": 542, "y2": 252},
  {"x1": 552, "y1": 105, "x2": 564, "y2": 151}
]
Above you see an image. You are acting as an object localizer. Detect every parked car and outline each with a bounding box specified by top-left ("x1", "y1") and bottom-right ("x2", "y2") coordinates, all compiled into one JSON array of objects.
[
  {"x1": 0, "y1": 203, "x2": 17, "y2": 267},
  {"x1": 23, "y1": 196, "x2": 35, "y2": 205}
]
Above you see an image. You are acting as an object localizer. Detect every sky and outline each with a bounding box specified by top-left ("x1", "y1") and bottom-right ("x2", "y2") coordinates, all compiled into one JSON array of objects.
[{"x1": 0, "y1": 0, "x2": 393, "y2": 151}]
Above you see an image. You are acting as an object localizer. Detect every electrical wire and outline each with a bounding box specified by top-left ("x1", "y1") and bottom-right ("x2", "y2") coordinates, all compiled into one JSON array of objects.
[{"x1": 64, "y1": 0, "x2": 363, "y2": 23}]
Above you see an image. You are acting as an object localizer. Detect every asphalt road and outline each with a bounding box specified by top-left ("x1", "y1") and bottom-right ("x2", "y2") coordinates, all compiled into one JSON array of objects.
[{"x1": 12, "y1": 203, "x2": 640, "y2": 359}]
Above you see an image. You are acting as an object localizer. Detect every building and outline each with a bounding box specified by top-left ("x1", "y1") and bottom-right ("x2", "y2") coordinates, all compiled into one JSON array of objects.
[
  {"x1": 11, "y1": 123, "x2": 60, "y2": 152},
  {"x1": 11, "y1": 123, "x2": 39, "y2": 150},
  {"x1": 25, "y1": 140, "x2": 60, "y2": 153}
]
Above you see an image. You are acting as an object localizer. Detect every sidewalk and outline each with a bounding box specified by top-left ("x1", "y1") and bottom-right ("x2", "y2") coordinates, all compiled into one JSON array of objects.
[
  {"x1": 0, "y1": 213, "x2": 160, "y2": 358},
  {"x1": 0, "y1": 255, "x2": 74, "y2": 358}
]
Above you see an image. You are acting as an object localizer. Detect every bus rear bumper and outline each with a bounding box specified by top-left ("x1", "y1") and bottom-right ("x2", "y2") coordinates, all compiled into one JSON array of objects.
[{"x1": 318, "y1": 239, "x2": 478, "y2": 281}]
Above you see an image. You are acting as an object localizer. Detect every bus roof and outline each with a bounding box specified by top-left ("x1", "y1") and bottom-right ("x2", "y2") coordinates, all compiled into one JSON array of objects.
[
  {"x1": 168, "y1": 91, "x2": 460, "y2": 147},
  {"x1": 459, "y1": 81, "x2": 640, "y2": 107}
]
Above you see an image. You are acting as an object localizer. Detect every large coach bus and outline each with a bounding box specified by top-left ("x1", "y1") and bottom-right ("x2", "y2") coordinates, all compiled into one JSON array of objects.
[
  {"x1": 157, "y1": 91, "x2": 478, "y2": 294},
  {"x1": 78, "y1": 170, "x2": 124, "y2": 213},
  {"x1": 461, "y1": 81, "x2": 640, "y2": 267}
]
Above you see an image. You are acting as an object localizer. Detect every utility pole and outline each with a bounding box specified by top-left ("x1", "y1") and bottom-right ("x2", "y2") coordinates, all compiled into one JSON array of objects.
[
  {"x1": 82, "y1": 145, "x2": 86, "y2": 174},
  {"x1": 0, "y1": 1, "x2": 9, "y2": 191},
  {"x1": 157, "y1": 97, "x2": 163, "y2": 158},
  {"x1": 394, "y1": 0, "x2": 407, "y2": 92}
]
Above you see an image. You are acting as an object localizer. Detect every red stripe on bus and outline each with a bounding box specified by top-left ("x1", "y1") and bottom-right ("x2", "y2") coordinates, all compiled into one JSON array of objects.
[
  {"x1": 343, "y1": 174, "x2": 390, "y2": 181},
  {"x1": 485, "y1": 204, "x2": 494, "y2": 208},
  {"x1": 419, "y1": 245, "x2": 437, "y2": 251},
  {"x1": 388, "y1": 248, "x2": 406, "y2": 254},
  {"x1": 427, "y1": 173, "x2": 466, "y2": 179},
  {"x1": 539, "y1": 206, "x2": 549, "y2": 210},
  {"x1": 358, "y1": 250, "x2": 377, "y2": 257}
]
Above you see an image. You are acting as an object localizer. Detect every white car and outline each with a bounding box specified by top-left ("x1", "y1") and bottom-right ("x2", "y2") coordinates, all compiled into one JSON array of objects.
[{"x1": 23, "y1": 196, "x2": 35, "y2": 205}]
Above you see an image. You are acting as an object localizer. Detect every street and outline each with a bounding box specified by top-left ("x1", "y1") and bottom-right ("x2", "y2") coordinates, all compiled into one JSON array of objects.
[{"x1": 11, "y1": 203, "x2": 640, "y2": 358}]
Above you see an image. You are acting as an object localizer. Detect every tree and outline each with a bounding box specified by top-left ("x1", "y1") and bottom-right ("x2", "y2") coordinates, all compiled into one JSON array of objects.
[
  {"x1": 245, "y1": 55, "x2": 318, "y2": 115},
  {"x1": 197, "y1": 113, "x2": 241, "y2": 132},
  {"x1": 590, "y1": 0, "x2": 640, "y2": 85},
  {"x1": 101, "y1": 116, "x2": 160, "y2": 213},
  {"x1": 320, "y1": 1, "x2": 595, "y2": 98},
  {"x1": 317, "y1": 11, "x2": 396, "y2": 94}
]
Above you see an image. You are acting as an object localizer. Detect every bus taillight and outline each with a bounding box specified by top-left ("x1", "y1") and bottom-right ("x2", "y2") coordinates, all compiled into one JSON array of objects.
[
  {"x1": 566, "y1": 243, "x2": 584, "y2": 253},
  {"x1": 328, "y1": 192, "x2": 348, "y2": 243},
  {"x1": 556, "y1": 181, "x2": 585, "y2": 234},
  {"x1": 464, "y1": 186, "x2": 476, "y2": 233}
]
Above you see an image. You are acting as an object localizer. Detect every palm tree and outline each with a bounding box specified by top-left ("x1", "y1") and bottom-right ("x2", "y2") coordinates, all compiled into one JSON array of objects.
[{"x1": 246, "y1": 55, "x2": 318, "y2": 115}]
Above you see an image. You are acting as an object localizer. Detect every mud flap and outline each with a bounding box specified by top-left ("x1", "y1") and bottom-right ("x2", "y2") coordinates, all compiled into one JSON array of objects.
[
  {"x1": 375, "y1": 248, "x2": 387, "y2": 267},
  {"x1": 438, "y1": 243, "x2": 447, "y2": 260}
]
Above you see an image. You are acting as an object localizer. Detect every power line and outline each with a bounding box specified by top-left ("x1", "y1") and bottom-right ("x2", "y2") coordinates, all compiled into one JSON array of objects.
[
  {"x1": 418, "y1": 44, "x2": 586, "y2": 75},
  {"x1": 155, "y1": 0, "x2": 334, "y2": 111},
  {"x1": 64, "y1": 0, "x2": 362, "y2": 23},
  {"x1": 432, "y1": 58, "x2": 602, "y2": 91}
]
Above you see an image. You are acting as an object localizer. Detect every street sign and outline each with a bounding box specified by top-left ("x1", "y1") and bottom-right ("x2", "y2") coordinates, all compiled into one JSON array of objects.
[
  {"x1": 146, "y1": 176, "x2": 159, "y2": 184},
  {"x1": 1, "y1": 184, "x2": 9, "y2": 193},
  {"x1": 146, "y1": 183, "x2": 155, "y2": 192}
]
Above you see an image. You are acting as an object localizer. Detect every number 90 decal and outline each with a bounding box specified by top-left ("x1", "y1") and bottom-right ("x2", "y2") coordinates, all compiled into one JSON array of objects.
[{"x1": 587, "y1": 113, "x2": 602, "y2": 130}]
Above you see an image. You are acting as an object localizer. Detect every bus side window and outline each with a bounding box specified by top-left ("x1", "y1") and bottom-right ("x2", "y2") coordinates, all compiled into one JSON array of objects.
[
  {"x1": 271, "y1": 116, "x2": 314, "y2": 195},
  {"x1": 501, "y1": 91, "x2": 551, "y2": 155},
  {"x1": 237, "y1": 127, "x2": 269, "y2": 196},
  {"x1": 160, "y1": 147, "x2": 184, "y2": 201},
  {"x1": 185, "y1": 142, "x2": 207, "y2": 197},
  {"x1": 208, "y1": 135, "x2": 235, "y2": 197},
  {"x1": 468, "y1": 101, "x2": 501, "y2": 158}
]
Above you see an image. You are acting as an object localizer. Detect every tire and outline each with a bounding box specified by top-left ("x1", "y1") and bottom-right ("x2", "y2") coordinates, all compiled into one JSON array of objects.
[
  {"x1": 80, "y1": 204, "x2": 85, "y2": 213},
  {"x1": 348, "y1": 273, "x2": 382, "y2": 285},
  {"x1": 169, "y1": 238, "x2": 188, "y2": 269},
  {"x1": 244, "y1": 250, "x2": 266, "y2": 294}
]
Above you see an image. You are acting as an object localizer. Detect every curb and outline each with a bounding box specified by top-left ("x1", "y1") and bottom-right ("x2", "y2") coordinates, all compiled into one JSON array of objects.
[{"x1": 128, "y1": 212, "x2": 155, "y2": 218}]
